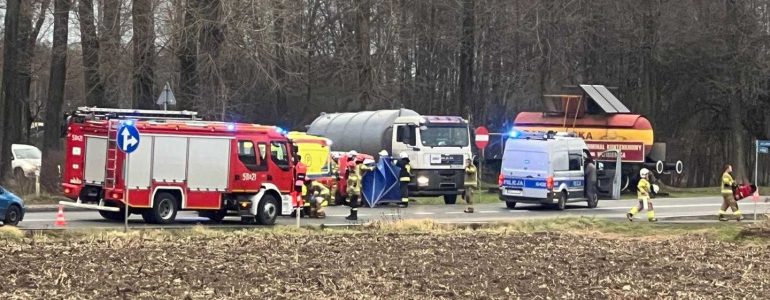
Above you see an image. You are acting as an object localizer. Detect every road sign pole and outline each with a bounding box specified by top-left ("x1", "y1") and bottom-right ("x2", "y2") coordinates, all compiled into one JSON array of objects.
[
  {"x1": 124, "y1": 153, "x2": 130, "y2": 232},
  {"x1": 753, "y1": 139, "x2": 770, "y2": 220},
  {"x1": 480, "y1": 149, "x2": 484, "y2": 190}
]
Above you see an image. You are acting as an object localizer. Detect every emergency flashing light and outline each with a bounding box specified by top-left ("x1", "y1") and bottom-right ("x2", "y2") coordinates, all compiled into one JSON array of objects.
[
  {"x1": 123, "y1": 119, "x2": 134, "y2": 126},
  {"x1": 226, "y1": 123, "x2": 236, "y2": 131},
  {"x1": 509, "y1": 130, "x2": 520, "y2": 138}
]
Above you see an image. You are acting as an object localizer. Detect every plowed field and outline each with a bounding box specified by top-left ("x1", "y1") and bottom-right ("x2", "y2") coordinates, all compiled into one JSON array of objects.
[{"x1": 1, "y1": 227, "x2": 769, "y2": 299}]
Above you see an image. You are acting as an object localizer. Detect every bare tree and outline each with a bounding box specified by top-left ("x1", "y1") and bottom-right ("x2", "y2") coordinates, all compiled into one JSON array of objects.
[
  {"x1": 355, "y1": 0, "x2": 372, "y2": 108},
  {"x1": 79, "y1": 0, "x2": 106, "y2": 107},
  {"x1": 132, "y1": 0, "x2": 156, "y2": 109},
  {"x1": 458, "y1": 0, "x2": 474, "y2": 116},
  {"x1": 1, "y1": 0, "x2": 24, "y2": 182},
  {"x1": 176, "y1": 0, "x2": 199, "y2": 110},
  {"x1": 41, "y1": 0, "x2": 71, "y2": 190},
  {"x1": 99, "y1": 0, "x2": 122, "y2": 107}
]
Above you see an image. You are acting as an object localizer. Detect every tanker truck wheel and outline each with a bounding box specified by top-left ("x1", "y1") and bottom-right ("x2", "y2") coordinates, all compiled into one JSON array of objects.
[
  {"x1": 621, "y1": 175, "x2": 631, "y2": 192},
  {"x1": 443, "y1": 194, "x2": 458, "y2": 205}
]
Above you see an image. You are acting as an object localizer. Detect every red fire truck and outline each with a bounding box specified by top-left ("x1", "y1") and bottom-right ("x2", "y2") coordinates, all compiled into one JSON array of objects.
[{"x1": 59, "y1": 107, "x2": 299, "y2": 225}]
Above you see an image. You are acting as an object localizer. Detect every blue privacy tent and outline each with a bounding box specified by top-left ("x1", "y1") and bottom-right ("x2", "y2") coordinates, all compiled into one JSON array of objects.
[{"x1": 362, "y1": 156, "x2": 402, "y2": 207}]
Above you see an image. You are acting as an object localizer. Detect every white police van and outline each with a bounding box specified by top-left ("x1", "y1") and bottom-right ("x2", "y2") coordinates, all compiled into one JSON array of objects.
[{"x1": 498, "y1": 131, "x2": 621, "y2": 210}]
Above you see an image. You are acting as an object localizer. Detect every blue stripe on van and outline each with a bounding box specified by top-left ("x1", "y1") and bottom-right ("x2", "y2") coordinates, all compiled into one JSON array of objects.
[{"x1": 502, "y1": 177, "x2": 583, "y2": 189}]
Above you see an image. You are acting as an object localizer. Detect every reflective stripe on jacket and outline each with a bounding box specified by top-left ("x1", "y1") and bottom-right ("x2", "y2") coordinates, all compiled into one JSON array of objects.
[{"x1": 722, "y1": 172, "x2": 734, "y2": 194}]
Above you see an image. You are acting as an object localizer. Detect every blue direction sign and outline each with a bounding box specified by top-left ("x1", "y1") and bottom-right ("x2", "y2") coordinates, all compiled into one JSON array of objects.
[
  {"x1": 117, "y1": 121, "x2": 141, "y2": 154},
  {"x1": 758, "y1": 140, "x2": 770, "y2": 155}
]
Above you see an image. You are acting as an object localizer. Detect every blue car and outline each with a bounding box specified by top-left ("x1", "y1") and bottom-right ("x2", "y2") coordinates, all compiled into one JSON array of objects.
[{"x1": 0, "y1": 186, "x2": 24, "y2": 226}]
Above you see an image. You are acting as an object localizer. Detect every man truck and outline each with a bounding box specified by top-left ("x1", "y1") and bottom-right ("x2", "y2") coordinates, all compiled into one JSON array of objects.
[{"x1": 307, "y1": 109, "x2": 473, "y2": 204}]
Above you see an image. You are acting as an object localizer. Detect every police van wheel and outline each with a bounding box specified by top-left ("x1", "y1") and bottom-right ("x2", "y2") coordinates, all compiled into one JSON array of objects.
[
  {"x1": 505, "y1": 201, "x2": 517, "y2": 209},
  {"x1": 556, "y1": 192, "x2": 567, "y2": 211},
  {"x1": 587, "y1": 192, "x2": 599, "y2": 209},
  {"x1": 256, "y1": 194, "x2": 279, "y2": 225},
  {"x1": 443, "y1": 194, "x2": 458, "y2": 205}
]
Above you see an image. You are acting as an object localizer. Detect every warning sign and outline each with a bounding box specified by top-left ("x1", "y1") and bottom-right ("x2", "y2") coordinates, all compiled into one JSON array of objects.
[{"x1": 587, "y1": 141, "x2": 645, "y2": 163}]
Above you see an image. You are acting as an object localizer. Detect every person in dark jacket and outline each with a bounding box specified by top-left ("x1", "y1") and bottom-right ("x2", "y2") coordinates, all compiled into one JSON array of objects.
[{"x1": 396, "y1": 152, "x2": 412, "y2": 208}]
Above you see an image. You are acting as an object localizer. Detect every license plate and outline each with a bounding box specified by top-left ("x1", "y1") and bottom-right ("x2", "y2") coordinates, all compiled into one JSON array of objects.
[{"x1": 504, "y1": 189, "x2": 522, "y2": 196}]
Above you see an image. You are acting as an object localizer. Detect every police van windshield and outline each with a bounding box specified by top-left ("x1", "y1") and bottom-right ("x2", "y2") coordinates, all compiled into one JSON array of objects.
[
  {"x1": 420, "y1": 126, "x2": 469, "y2": 147},
  {"x1": 502, "y1": 150, "x2": 549, "y2": 171}
]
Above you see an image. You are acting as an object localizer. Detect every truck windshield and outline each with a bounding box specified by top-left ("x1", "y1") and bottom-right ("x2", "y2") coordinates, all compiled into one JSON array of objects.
[
  {"x1": 420, "y1": 126, "x2": 469, "y2": 147},
  {"x1": 502, "y1": 150, "x2": 549, "y2": 171}
]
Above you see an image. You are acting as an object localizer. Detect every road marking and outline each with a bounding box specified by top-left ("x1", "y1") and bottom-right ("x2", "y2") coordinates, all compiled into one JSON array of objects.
[
  {"x1": 446, "y1": 212, "x2": 464, "y2": 214},
  {"x1": 593, "y1": 203, "x2": 770, "y2": 211},
  {"x1": 413, "y1": 212, "x2": 435, "y2": 215},
  {"x1": 478, "y1": 210, "x2": 498, "y2": 214}
]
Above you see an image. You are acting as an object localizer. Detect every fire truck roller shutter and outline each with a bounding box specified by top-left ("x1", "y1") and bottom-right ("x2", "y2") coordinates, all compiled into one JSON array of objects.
[
  {"x1": 84, "y1": 137, "x2": 107, "y2": 184},
  {"x1": 152, "y1": 136, "x2": 188, "y2": 182},
  {"x1": 126, "y1": 136, "x2": 153, "y2": 197},
  {"x1": 182, "y1": 137, "x2": 230, "y2": 208}
]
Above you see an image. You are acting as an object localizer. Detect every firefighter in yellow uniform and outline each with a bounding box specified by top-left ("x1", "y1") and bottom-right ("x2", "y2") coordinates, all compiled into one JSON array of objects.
[
  {"x1": 463, "y1": 158, "x2": 477, "y2": 213},
  {"x1": 307, "y1": 181, "x2": 330, "y2": 218},
  {"x1": 719, "y1": 164, "x2": 742, "y2": 221},
  {"x1": 627, "y1": 168, "x2": 657, "y2": 222},
  {"x1": 346, "y1": 151, "x2": 373, "y2": 220}
]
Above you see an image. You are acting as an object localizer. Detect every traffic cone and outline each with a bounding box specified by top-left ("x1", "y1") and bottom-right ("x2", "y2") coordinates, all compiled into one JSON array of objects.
[{"x1": 54, "y1": 205, "x2": 67, "y2": 227}]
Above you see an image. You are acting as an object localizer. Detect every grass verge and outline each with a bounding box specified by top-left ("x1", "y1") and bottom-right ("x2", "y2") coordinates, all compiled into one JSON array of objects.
[{"x1": 5, "y1": 217, "x2": 763, "y2": 244}]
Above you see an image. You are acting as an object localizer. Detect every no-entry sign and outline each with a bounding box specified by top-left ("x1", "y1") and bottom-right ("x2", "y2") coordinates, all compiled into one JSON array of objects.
[{"x1": 475, "y1": 126, "x2": 489, "y2": 149}]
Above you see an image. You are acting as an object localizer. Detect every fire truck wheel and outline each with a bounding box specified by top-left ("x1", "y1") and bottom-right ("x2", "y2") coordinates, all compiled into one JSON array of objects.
[
  {"x1": 256, "y1": 194, "x2": 279, "y2": 225},
  {"x1": 199, "y1": 209, "x2": 226, "y2": 223},
  {"x1": 98, "y1": 209, "x2": 127, "y2": 221},
  {"x1": 144, "y1": 192, "x2": 178, "y2": 224}
]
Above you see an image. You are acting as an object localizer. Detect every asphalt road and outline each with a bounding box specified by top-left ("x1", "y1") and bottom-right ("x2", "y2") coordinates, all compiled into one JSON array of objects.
[{"x1": 17, "y1": 196, "x2": 770, "y2": 230}]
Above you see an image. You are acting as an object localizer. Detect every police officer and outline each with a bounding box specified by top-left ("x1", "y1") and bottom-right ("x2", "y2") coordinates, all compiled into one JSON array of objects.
[
  {"x1": 396, "y1": 152, "x2": 412, "y2": 208},
  {"x1": 584, "y1": 156, "x2": 597, "y2": 203},
  {"x1": 463, "y1": 158, "x2": 477, "y2": 213},
  {"x1": 346, "y1": 153, "x2": 373, "y2": 220}
]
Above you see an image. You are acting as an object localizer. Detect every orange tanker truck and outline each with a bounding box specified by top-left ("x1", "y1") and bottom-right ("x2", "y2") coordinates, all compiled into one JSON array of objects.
[{"x1": 511, "y1": 84, "x2": 683, "y2": 191}]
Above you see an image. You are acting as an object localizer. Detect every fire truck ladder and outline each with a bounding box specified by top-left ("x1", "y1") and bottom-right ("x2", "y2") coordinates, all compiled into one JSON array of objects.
[
  {"x1": 73, "y1": 106, "x2": 201, "y2": 121},
  {"x1": 104, "y1": 120, "x2": 120, "y2": 190}
]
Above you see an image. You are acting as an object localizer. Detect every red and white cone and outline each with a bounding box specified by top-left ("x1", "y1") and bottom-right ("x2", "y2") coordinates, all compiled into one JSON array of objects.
[{"x1": 54, "y1": 205, "x2": 67, "y2": 227}]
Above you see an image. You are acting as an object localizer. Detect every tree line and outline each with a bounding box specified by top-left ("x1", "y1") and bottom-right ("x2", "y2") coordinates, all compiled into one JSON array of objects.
[{"x1": 1, "y1": 0, "x2": 770, "y2": 192}]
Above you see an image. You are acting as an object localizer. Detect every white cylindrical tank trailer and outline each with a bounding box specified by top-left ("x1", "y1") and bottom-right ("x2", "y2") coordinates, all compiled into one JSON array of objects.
[{"x1": 307, "y1": 109, "x2": 473, "y2": 204}]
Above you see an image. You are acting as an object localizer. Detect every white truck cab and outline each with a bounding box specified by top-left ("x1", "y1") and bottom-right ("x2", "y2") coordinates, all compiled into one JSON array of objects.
[{"x1": 499, "y1": 131, "x2": 621, "y2": 210}]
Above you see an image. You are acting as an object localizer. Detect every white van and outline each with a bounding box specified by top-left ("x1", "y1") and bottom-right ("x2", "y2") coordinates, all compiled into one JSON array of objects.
[{"x1": 498, "y1": 131, "x2": 601, "y2": 210}]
